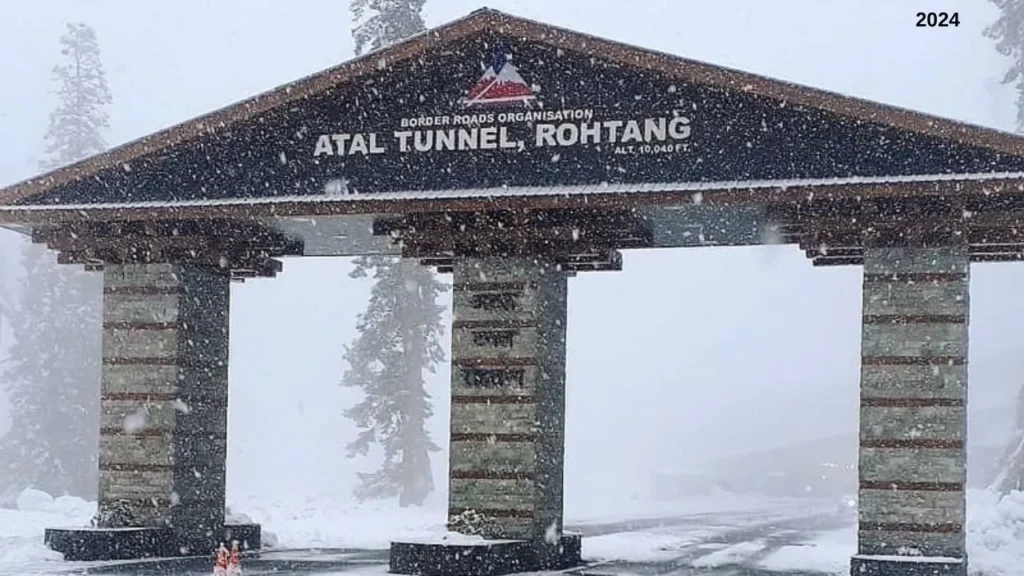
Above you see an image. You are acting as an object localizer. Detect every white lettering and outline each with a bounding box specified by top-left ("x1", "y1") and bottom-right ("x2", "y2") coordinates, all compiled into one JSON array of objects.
[
  {"x1": 604, "y1": 120, "x2": 623, "y2": 143},
  {"x1": 331, "y1": 134, "x2": 351, "y2": 154},
  {"x1": 499, "y1": 127, "x2": 517, "y2": 149},
  {"x1": 644, "y1": 118, "x2": 667, "y2": 141},
  {"x1": 580, "y1": 122, "x2": 601, "y2": 145},
  {"x1": 319, "y1": 113, "x2": 690, "y2": 158},
  {"x1": 457, "y1": 128, "x2": 478, "y2": 149},
  {"x1": 313, "y1": 135, "x2": 334, "y2": 156},
  {"x1": 349, "y1": 134, "x2": 369, "y2": 155},
  {"x1": 536, "y1": 124, "x2": 557, "y2": 147},
  {"x1": 414, "y1": 131, "x2": 433, "y2": 152},
  {"x1": 621, "y1": 120, "x2": 643, "y2": 143},
  {"x1": 556, "y1": 123, "x2": 578, "y2": 146},
  {"x1": 394, "y1": 131, "x2": 413, "y2": 152},
  {"x1": 479, "y1": 126, "x2": 498, "y2": 150},
  {"x1": 436, "y1": 129, "x2": 456, "y2": 151},
  {"x1": 668, "y1": 116, "x2": 691, "y2": 139},
  {"x1": 369, "y1": 133, "x2": 386, "y2": 153}
]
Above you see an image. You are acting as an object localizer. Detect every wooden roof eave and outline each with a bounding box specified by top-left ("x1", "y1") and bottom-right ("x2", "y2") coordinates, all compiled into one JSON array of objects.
[{"x1": 3, "y1": 174, "x2": 1024, "y2": 226}]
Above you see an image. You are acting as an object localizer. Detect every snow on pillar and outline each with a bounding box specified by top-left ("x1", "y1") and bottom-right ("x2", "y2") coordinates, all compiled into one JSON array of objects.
[
  {"x1": 97, "y1": 263, "x2": 230, "y2": 554},
  {"x1": 447, "y1": 257, "x2": 568, "y2": 543},
  {"x1": 851, "y1": 243, "x2": 969, "y2": 576}
]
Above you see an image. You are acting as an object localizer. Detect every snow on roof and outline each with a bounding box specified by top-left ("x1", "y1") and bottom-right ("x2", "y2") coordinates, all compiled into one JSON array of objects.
[{"x1": 5, "y1": 172, "x2": 1024, "y2": 213}]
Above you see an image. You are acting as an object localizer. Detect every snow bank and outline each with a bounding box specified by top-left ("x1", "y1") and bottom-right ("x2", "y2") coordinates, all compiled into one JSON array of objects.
[
  {"x1": 967, "y1": 489, "x2": 1024, "y2": 576},
  {"x1": 0, "y1": 489, "x2": 94, "y2": 573},
  {"x1": 228, "y1": 494, "x2": 445, "y2": 550}
]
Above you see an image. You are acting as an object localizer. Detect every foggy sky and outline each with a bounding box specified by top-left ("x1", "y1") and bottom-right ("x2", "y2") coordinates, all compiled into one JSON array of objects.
[{"x1": 1, "y1": 0, "x2": 1023, "y2": 508}]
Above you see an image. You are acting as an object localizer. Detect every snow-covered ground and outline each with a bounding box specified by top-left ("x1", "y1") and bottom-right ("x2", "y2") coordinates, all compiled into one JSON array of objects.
[
  {"x1": 0, "y1": 487, "x2": 826, "y2": 574},
  {"x1": 227, "y1": 488, "x2": 826, "y2": 549},
  {"x1": 755, "y1": 489, "x2": 1024, "y2": 576},
  {"x1": 3, "y1": 488, "x2": 1024, "y2": 575},
  {"x1": 0, "y1": 489, "x2": 95, "y2": 575}
]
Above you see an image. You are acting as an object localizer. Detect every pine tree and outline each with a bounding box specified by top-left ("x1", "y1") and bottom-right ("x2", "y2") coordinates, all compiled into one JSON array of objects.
[
  {"x1": 351, "y1": 0, "x2": 427, "y2": 55},
  {"x1": 985, "y1": 2, "x2": 1024, "y2": 493},
  {"x1": 986, "y1": 0, "x2": 1024, "y2": 131},
  {"x1": 0, "y1": 23, "x2": 110, "y2": 500},
  {"x1": 342, "y1": 256, "x2": 447, "y2": 506},
  {"x1": 990, "y1": 382, "x2": 1024, "y2": 494},
  {"x1": 342, "y1": 0, "x2": 445, "y2": 508}
]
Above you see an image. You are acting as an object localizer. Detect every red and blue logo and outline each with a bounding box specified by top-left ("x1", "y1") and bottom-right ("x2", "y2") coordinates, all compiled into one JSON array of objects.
[{"x1": 461, "y1": 47, "x2": 538, "y2": 108}]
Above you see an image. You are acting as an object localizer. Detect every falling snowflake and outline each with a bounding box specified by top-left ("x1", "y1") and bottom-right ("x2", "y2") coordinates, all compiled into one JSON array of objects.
[{"x1": 122, "y1": 408, "x2": 148, "y2": 433}]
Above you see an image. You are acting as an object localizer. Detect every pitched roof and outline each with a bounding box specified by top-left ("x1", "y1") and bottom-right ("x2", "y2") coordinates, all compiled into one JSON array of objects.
[{"x1": 2, "y1": 7, "x2": 1024, "y2": 207}]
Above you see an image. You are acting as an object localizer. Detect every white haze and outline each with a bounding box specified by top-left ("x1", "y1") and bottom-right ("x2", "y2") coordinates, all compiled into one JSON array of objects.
[{"x1": 0, "y1": 0, "x2": 1023, "y2": 508}]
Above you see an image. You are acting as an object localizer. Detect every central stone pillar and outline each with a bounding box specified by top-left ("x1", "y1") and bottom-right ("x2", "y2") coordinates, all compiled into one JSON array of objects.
[
  {"x1": 46, "y1": 263, "x2": 260, "y2": 561},
  {"x1": 850, "y1": 243, "x2": 969, "y2": 576},
  {"x1": 390, "y1": 256, "x2": 581, "y2": 576},
  {"x1": 447, "y1": 257, "x2": 568, "y2": 542}
]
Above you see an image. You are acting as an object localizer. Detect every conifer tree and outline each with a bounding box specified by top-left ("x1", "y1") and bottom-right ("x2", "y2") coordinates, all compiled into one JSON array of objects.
[
  {"x1": 0, "y1": 23, "x2": 110, "y2": 500},
  {"x1": 989, "y1": 383, "x2": 1024, "y2": 494},
  {"x1": 986, "y1": 0, "x2": 1024, "y2": 131},
  {"x1": 351, "y1": 0, "x2": 427, "y2": 55},
  {"x1": 986, "y1": 2, "x2": 1024, "y2": 494},
  {"x1": 343, "y1": 1, "x2": 447, "y2": 507},
  {"x1": 342, "y1": 256, "x2": 447, "y2": 506}
]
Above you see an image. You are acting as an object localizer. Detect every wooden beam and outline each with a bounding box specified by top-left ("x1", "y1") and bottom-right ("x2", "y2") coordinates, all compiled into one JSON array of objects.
[
  {"x1": 812, "y1": 256, "x2": 863, "y2": 267},
  {"x1": 46, "y1": 235, "x2": 302, "y2": 255},
  {"x1": 805, "y1": 247, "x2": 862, "y2": 259},
  {"x1": 973, "y1": 253, "x2": 1024, "y2": 263}
]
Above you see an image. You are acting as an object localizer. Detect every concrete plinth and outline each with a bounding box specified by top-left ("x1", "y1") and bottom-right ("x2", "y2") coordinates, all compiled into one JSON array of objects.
[
  {"x1": 851, "y1": 555, "x2": 965, "y2": 576},
  {"x1": 44, "y1": 523, "x2": 261, "y2": 561},
  {"x1": 853, "y1": 244, "x2": 969, "y2": 572},
  {"x1": 389, "y1": 534, "x2": 581, "y2": 576}
]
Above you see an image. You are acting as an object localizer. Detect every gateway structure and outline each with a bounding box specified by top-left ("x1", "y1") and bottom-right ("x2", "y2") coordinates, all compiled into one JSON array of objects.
[{"x1": 1, "y1": 8, "x2": 1023, "y2": 576}]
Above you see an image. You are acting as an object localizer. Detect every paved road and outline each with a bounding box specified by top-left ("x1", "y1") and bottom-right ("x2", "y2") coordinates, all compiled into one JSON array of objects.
[
  {"x1": 573, "y1": 512, "x2": 850, "y2": 576},
  {"x1": 49, "y1": 509, "x2": 851, "y2": 576}
]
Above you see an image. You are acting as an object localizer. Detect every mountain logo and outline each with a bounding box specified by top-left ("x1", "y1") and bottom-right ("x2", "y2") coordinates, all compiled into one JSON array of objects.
[{"x1": 461, "y1": 47, "x2": 538, "y2": 108}]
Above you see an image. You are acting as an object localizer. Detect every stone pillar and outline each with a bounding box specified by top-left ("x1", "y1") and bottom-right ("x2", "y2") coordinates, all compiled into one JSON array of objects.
[
  {"x1": 447, "y1": 257, "x2": 568, "y2": 544},
  {"x1": 97, "y1": 263, "x2": 230, "y2": 554},
  {"x1": 851, "y1": 244, "x2": 969, "y2": 576}
]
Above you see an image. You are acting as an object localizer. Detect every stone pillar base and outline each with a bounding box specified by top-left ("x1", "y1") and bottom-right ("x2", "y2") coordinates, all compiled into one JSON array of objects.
[
  {"x1": 44, "y1": 523, "x2": 261, "y2": 561},
  {"x1": 389, "y1": 533, "x2": 582, "y2": 576},
  {"x1": 851, "y1": 555, "x2": 966, "y2": 576}
]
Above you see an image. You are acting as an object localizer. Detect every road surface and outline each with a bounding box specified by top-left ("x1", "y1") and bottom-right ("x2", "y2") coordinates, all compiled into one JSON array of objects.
[{"x1": 45, "y1": 508, "x2": 852, "y2": 576}]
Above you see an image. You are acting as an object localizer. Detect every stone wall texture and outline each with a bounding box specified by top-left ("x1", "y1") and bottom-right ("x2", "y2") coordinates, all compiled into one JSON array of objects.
[
  {"x1": 97, "y1": 263, "x2": 230, "y2": 554},
  {"x1": 858, "y1": 245, "x2": 969, "y2": 560},
  {"x1": 447, "y1": 257, "x2": 568, "y2": 543}
]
